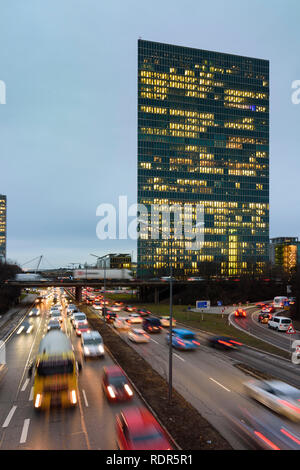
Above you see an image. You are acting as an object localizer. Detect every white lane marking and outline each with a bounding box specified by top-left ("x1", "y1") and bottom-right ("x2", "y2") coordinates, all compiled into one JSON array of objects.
[
  {"x1": 20, "y1": 419, "x2": 30, "y2": 444},
  {"x1": 2, "y1": 406, "x2": 17, "y2": 428},
  {"x1": 29, "y1": 387, "x2": 34, "y2": 401},
  {"x1": 21, "y1": 378, "x2": 30, "y2": 392},
  {"x1": 82, "y1": 389, "x2": 89, "y2": 407},
  {"x1": 174, "y1": 353, "x2": 185, "y2": 362},
  {"x1": 209, "y1": 377, "x2": 231, "y2": 392},
  {"x1": 150, "y1": 338, "x2": 159, "y2": 344}
]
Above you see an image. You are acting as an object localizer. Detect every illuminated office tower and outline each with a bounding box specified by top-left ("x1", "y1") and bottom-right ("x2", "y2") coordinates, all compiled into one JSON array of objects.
[
  {"x1": 137, "y1": 40, "x2": 269, "y2": 278},
  {"x1": 270, "y1": 237, "x2": 300, "y2": 273},
  {"x1": 0, "y1": 195, "x2": 6, "y2": 262}
]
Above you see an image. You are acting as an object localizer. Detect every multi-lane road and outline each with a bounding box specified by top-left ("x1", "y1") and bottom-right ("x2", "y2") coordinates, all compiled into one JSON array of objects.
[
  {"x1": 0, "y1": 296, "x2": 145, "y2": 450},
  {"x1": 230, "y1": 306, "x2": 300, "y2": 352},
  {"x1": 95, "y1": 307, "x2": 300, "y2": 450},
  {"x1": 0, "y1": 292, "x2": 300, "y2": 450}
]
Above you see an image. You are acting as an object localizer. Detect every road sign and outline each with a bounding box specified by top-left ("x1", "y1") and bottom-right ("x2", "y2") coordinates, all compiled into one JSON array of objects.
[
  {"x1": 286, "y1": 324, "x2": 297, "y2": 334},
  {"x1": 196, "y1": 300, "x2": 210, "y2": 309}
]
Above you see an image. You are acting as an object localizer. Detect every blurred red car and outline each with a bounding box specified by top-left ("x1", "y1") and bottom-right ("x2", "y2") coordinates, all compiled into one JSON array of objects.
[
  {"x1": 261, "y1": 305, "x2": 275, "y2": 314},
  {"x1": 234, "y1": 308, "x2": 247, "y2": 318},
  {"x1": 116, "y1": 407, "x2": 173, "y2": 450},
  {"x1": 75, "y1": 321, "x2": 90, "y2": 336},
  {"x1": 256, "y1": 302, "x2": 266, "y2": 308},
  {"x1": 102, "y1": 366, "x2": 133, "y2": 402}
]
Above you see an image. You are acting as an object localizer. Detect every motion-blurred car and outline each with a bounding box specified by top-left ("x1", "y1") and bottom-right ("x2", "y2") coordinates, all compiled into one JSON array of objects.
[
  {"x1": 105, "y1": 311, "x2": 118, "y2": 324},
  {"x1": 261, "y1": 305, "x2": 275, "y2": 314},
  {"x1": 113, "y1": 318, "x2": 130, "y2": 331},
  {"x1": 142, "y1": 317, "x2": 162, "y2": 333},
  {"x1": 110, "y1": 304, "x2": 122, "y2": 312},
  {"x1": 234, "y1": 308, "x2": 247, "y2": 318},
  {"x1": 75, "y1": 321, "x2": 90, "y2": 336},
  {"x1": 124, "y1": 305, "x2": 136, "y2": 313},
  {"x1": 256, "y1": 302, "x2": 266, "y2": 308},
  {"x1": 116, "y1": 407, "x2": 173, "y2": 450},
  {"x1": 258, "y1": 312, "x2": 272, "y2": 324},
  {"x1": 207, "y1": 335, "x2": 242, "y2": 350},
  {"x1": 159, "y1": 316, "x2": 176, "y2": 328},
  {"x1": 47, "y1": 319, "x2": 61, "y2": 331},
  {"x1": 127, "y1": 314, "x2": 142, "y2": 324},
  {"x1": 81, "y1": 331, "x2": 104, "y2": 358},
  {"x1": 29, "y1": 308, "x2": 40, "y2": 317},
  {"x1": 128, "y1": 329, "x2": 150, "y2": 343},
  {"x1": 103, "y1": 366, "x2": 134, "y2": 402},
  {"x1": 16, "y1": 320, "x2": 34, "y2": 335},
  {"x1": 72, "y1": 312, "x2": 87, "y2": 328},
  {"x1": 92, "y1": 301, "x2": 102, "y2": 310},
  {"x1": 244, "y1": 379, "x2": 300, "y2": 422},
  {"x1": 167, "y1": 329, "x2": 200, "y2": 350},
  {"x1": 50, "y1": 311, "x2": 63, "y2": 323},
  {"x1": 135, "y1": 308, "x2": 151, "y2": 317}
]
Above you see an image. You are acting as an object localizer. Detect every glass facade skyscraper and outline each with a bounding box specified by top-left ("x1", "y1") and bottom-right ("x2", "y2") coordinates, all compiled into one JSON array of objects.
[
  {"x1": 137, "y1": 40, "x2": 269, "y2": 278},
  {"x1": 0, "y1": 195, "x2": 6, "y2": 262}
]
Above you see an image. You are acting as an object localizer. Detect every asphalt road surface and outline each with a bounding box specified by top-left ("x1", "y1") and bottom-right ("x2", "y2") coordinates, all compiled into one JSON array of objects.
[{"x1": 0, "y1": 295, "x2": 144, "y2": 450}]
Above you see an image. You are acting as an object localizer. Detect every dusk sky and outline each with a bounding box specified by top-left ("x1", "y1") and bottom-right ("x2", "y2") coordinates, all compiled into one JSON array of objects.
[{"x1": 0, "y1": 0, "x2": 299, "y2": 268}]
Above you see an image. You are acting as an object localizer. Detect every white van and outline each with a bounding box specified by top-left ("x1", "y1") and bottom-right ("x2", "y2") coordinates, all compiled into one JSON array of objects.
[{"x1": 268, "y1": 316, "x2": 292, "y2": 331}]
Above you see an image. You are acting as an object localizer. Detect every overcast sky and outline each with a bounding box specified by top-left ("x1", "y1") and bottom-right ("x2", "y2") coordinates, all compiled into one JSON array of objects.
[{"x1": 0, "y1": 0, "x2": 299, "y2": 269}]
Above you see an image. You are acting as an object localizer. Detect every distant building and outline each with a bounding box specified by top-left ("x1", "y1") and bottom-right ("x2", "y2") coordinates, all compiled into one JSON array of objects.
[
  {"x1": 270, "y1": 237, "x2": 300, "y2": 272},
  {"x1": 96, "y1": 253, "x2": 132, "y2": 270},
  {"x1": 0, "y1": 195, "x2": 6, "y2": 262}
]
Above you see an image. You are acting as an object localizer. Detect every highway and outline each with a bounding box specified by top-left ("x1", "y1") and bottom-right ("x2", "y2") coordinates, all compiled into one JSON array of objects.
[
  {"x1": 1, "y1": 290, "x2": 300, "y2": 450},
  {"x1": 95, "y1": 306, "x2": 300, "y2": 450},
  {"x1": 0, "y1": 294, "x2": 144, "y2": 450},
  {"x1": 230, "y1": 307, "x2": 300, "y2": 352}
]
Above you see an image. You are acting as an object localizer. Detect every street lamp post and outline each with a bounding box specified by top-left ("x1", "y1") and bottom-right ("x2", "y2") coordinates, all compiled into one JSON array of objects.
[{"x1": 168, "y1": 236, "x2": 173, "y2": 404}]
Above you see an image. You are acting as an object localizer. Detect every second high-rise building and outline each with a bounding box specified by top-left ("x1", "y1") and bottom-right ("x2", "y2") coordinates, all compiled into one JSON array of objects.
[{"x1": 137, "y1": 40, "x2": 269, "y2": 278}]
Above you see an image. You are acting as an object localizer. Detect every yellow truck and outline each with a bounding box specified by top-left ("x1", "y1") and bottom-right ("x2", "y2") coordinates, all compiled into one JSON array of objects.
[{"x1": 28, "y1": 330, "x2": 81, "y2": 409}]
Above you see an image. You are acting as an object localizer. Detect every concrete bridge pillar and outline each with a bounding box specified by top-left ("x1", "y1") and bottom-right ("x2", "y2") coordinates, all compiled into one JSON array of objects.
[{"x1": 75, "y1": 286, "x2": 82, "y2": 303}]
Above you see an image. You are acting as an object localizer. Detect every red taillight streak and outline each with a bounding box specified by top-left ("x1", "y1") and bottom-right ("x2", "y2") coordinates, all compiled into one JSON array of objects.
[
  {"x1": 280, "y1": 428, "x2": 300, "y2": 445},
  {"x1": 192, "y1": 340, "x2": 200, "y2": 345},
  {"x1": 218, "y1": 340, "x2": 233, "y2": 348},
  {"x1": 254, "y1": 431, "x2": 280, "y2": 450},
  {"x1": 229, "y1": 340, "x2": 242, "y2": 345},
  {"x1": 278, "y1": 399, "x2": 300, "y2": 414}
]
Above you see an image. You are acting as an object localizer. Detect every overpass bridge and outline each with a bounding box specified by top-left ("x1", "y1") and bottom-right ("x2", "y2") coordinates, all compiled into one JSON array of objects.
[{"x1": 5, "y1": 279, "x2": 195, "y2": 303}]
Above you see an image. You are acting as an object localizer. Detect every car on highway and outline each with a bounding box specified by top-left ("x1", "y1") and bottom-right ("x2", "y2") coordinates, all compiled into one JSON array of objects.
[
  {"x1": 116, "y1": 406, "x2": 173, "y2": 450},
  {"x1": 268, "y1": 316, "x2": 292, "y2": 332},
  {"x1": 81, "y1": 331, "x2": 104, "y2": 359},
  {"x1": 261, "y1": 305, "x2": 275, "y2": 314},
  {"x1": 256, "y1": 302, "x2": 267, "y2": 309},
  {"x1": 102, "y1": 366, "x2": 134, "y2": 402},
  {"x1": 207, "y1": 335, "x2": 242, "y2": 351},
  {"x1": 110, "y1": 304, "x2": 123, "y2": 312},
  {"x1": 75, "y1": 321, "x2": 90, "y2": 337},
  {"x1": 258, "y1": 312, "x2": 272, "y2": 324},
  {"x1": 128, "y1": 329, "x2": 150, "y2": 343},
  {"x1": 113, "y1": 318, "x2": 130, "y2": 331},
  {"x1": 16, "y1": 320, "x2": 34, "y2": 335},
  {"x1": 135, "y1": 308, "x2": 151, "y2": 317},
  {"x1": 167, "y1": 329, "x2": 200, "y2": 350},
  {"x1": 159, "y1": 316, "x2": 176, "y2": 328},
  {"x1": 124, "y1": 305, "x2": 136, "y2": 313},
  {"x1": 105, "y1": 311, "x2": 118, "y2": 324},
  {"x1": 72, "y1": 312, "x2": 87, "y2": 328},
  {"x1": 92, "y1": 301, "x2": 102, "y2": 310},
  {"x1": 234, "y1": 308, "x2": 247, "y2": 318},
  {"x1": 244, "y1": 379, "x2": 300, "y2": 422},
  {"x1": 29, "y1": 307, "x2": 40, "y2": 317},
  {"x1": 127, "y1": 314, "x2": 143, "y2": 325},
  {"x1": 47, "y1": 319, "x2": 61, "y2": 331},
  {"x1": 142, "y1": 317, "x2": 162, "y2": 333},
  {"x1": 50, "y1": 310, "x2": 63, "y2": 323}
]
